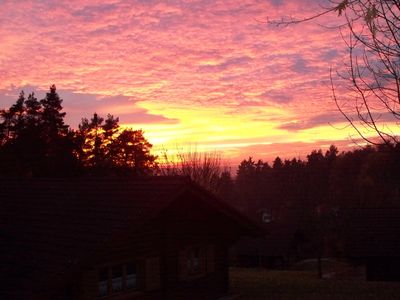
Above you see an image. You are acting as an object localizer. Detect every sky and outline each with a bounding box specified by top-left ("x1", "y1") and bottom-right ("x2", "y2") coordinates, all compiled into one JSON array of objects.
[{"x1": 0, "y1": 0, "x2": 373, "y2": 166}]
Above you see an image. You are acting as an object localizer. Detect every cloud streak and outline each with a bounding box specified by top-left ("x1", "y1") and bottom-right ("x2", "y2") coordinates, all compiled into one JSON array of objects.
[{"x1": 0, "y1": 0, "x2": 369, "y2": 163}]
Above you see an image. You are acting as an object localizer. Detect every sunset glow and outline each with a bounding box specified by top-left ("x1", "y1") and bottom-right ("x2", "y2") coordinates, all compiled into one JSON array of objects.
[{"x1": 0, "y1": 0, "x2": 379, "y2": 164}]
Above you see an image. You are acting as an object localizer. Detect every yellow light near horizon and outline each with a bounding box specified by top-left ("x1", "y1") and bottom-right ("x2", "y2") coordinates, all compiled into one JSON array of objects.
[
  {"x1": 295, "y1": 122, "x2": 400, "y2": 146},
  {"x1": 118, "y1": 97, "x2": 400, "y2": 165},
  {"x1": 128, "y1": 101, "x2": 293, "y2": 152}
]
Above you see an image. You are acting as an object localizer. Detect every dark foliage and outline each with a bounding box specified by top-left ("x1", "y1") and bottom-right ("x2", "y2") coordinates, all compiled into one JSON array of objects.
[
  {"x1": 219, "y1": 144, "x2": 400, "y2": 258},
  {"x1": 0, "y1": 86, "x2": 157, "y2": 177},
  {"x1": 2, "y1": 86, "x2": 398, "y2": 260}
]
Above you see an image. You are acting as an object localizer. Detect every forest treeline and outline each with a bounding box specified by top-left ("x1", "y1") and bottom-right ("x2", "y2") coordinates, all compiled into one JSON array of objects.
[
  {"x1": 0, "y1": 85, "x2": 157, "y2": 177},
  {"x1": 1, "y1": 86, "x2": 399, "y2": 256},
  {"x1": 2, "y1": 86, "x2": 399, "y2": 210},
  {"x1": 217, "y1": 143, "x2": 400, "y2": 257},
  {"x1": 224, "y1": 144, "x2": 400, "y2": 213},
  {"x1": 1, "y1": 86, "x2": 399, "y2": 213}
]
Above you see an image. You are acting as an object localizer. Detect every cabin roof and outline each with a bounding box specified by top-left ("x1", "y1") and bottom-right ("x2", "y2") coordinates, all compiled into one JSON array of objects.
[
  {"x1": 0, "y1": 176, "x2": 260, "y2": 299},
  {"x1": 346, "y1": 208, "x2": 400, "y2": 257}
]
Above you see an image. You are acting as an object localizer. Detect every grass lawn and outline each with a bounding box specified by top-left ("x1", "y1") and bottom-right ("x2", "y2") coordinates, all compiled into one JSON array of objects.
[{"x1": 229, "y1": 267, "x2": 400, "y2": 300}]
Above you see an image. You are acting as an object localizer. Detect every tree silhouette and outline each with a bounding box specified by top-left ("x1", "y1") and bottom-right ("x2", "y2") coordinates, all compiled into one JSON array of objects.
[
  {"x1": 271, "y1": 0, "x2": 400, "y2": 146},
  {"x1": 25, "y1": 93, "x2": 41, "y2": 128},
  {"x1": 0, "y1": 91, "x2": 25, "y2": 143},
  {"x1": 40, "y1": 85, "x2": 68, "y2": 139},
  {"x1": 217, "y1": 170, "x2": 235, "y2": 204},
  {"x1": 102, "y1": 114, "x2": 119, "y2": 166},
  {"x1": 40, "y1": 85, "x2": 76, "y2": 175},
  {"x1": 0, "y1": 87, "x2": 157, "y2": 177},
  {"x1": 110, "y1": 129, "x2": 157, "y2": 175},
  {"x1": 330, "y1": 1, "x2": 400, "y2": 145},
  {"x1": 159, "y1": 148, "x2": 223, "y2": 192},
  {"x1": 78, "y1": 113, "x2": 105, "y2": 169},
  {"x1": 76, "y1": 113, "x2": 157, "y2": 176},
  {"x1": 0, "y1": 85, "x2": 78, "y2": 176}
]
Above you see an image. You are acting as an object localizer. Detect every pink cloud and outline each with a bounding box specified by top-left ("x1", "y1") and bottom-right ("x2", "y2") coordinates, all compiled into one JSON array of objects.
[{"x1": 0, "y1": 0, "x2": 368, "y2": 159}]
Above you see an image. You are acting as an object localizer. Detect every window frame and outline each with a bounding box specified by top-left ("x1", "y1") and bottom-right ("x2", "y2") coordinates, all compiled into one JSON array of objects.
[
  {"x1": 186, "y1": 246, "x2": 202, "y2": 275},
  {"x1": 97, "y1": 262, "x2": 139, "y2": 298},
  {"x1": 180, "y1": 244, "x2": 215, "y2": 280}
]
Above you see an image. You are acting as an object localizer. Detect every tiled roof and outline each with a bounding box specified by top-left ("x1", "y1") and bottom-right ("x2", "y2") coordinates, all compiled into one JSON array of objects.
[
  {"x1": 346, "y1": 208, "x2": 400, "y2": 257},
  {"x1": 0, "y1": 176, "x2": 259, "y2": 299}
]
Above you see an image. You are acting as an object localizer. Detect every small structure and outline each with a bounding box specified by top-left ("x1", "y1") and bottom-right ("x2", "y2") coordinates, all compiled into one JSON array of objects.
[
  {"x1": 1, "y1": 177, "x2": 260, "y2": 300},
  {"x1": 231, "y1": 208, "x2": 302, "y2": 269},
  {"x1": 346, "y1": 208, "x2": 400, "y2": 281}
]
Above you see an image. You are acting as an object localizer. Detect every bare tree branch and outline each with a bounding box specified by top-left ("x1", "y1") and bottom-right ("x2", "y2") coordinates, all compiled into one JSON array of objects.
[{"x1": 272, "y1": 0, "x2": 400, "y2": 146}]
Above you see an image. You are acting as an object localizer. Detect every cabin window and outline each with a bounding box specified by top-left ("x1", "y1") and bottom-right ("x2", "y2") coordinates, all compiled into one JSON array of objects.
[
  {"x1": 112, "y1": 265, "x2": 123, "y2": 292},
  {"x1": 180, "y1": 245, "x2": 214, "y2": 280},
  {"x1": 206, "y1": 245, "x2": 215, "y2": 273},
  {"x1": 187, "y1": 247, "x2": 201, "y2": 274},
  {"x1": 262, "y1": 211, "x2": 273, "y2": 223},
  {"x1": 98, "y1": 268, "x2": 108, "y2": 297},
  {"x1": 126, "y1": 263, "x2": 137, "y2": 290},
  {"x1": 97, "y1": 263, "x2": 138, "y2": 297}
]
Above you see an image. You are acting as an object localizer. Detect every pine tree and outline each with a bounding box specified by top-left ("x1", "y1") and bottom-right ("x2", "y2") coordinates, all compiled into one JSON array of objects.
[
  {"x1": 102, "y1": 114, "x2": 119, "y2": 167},
  {"x1": 25, "y1": 92, "x2": 41, "y2": 128},
  {"x1": 40, "y1": 84, "x2": 68, "y2": 141},
  {"x1": 111, "y1": 129, "x2": 157, "y2": 175},
  {"x1": 78, "y1": 113, "x2": 105, "y2": 169}
]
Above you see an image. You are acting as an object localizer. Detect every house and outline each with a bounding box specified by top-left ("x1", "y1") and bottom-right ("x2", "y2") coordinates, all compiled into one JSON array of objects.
[
  {"x1": 0, "y1": 177, "x2": 260, "y2": 300},
  {"x1": 230, "y1": 208, "x2": 302, "y2": 269},
  {"x1": 346, "y1": 208, "x2": 400, "y2": 281}
]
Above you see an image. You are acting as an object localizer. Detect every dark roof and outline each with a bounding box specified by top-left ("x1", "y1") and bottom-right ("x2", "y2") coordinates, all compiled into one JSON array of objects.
[
  {"x1": 346, "y1": 208, "x2": 400, "y2": 257},
  {"x1": 0, "y1": 176, "x2": 259, "y2": 299}
]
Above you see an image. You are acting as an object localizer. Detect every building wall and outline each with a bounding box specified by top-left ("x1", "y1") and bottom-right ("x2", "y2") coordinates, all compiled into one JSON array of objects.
[{"x1": 77, "y1": 217, "x2": 231, "y2": 300}]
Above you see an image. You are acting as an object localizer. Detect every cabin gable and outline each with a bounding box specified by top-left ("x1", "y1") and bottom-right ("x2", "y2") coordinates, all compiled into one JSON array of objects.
[{"x1": 1, "y1": 177, "x2": 260, "y2": 300}]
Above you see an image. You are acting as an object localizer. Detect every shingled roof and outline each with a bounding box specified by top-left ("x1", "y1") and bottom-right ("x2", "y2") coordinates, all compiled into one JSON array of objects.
[
  {"x1": 346, "y1": 208, "x2": 400, "y2": 257},
  {"x1": 0, "y1": 176, "x2": 259, "y2": 299}
]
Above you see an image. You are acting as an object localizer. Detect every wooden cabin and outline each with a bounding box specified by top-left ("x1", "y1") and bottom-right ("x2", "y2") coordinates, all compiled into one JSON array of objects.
[
  {"x1": 346, "y1": 208, "x2": 400, "y2": 281},
  {"x1": 1, "y1": 177, "x2": 260, "y2": 300}
]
